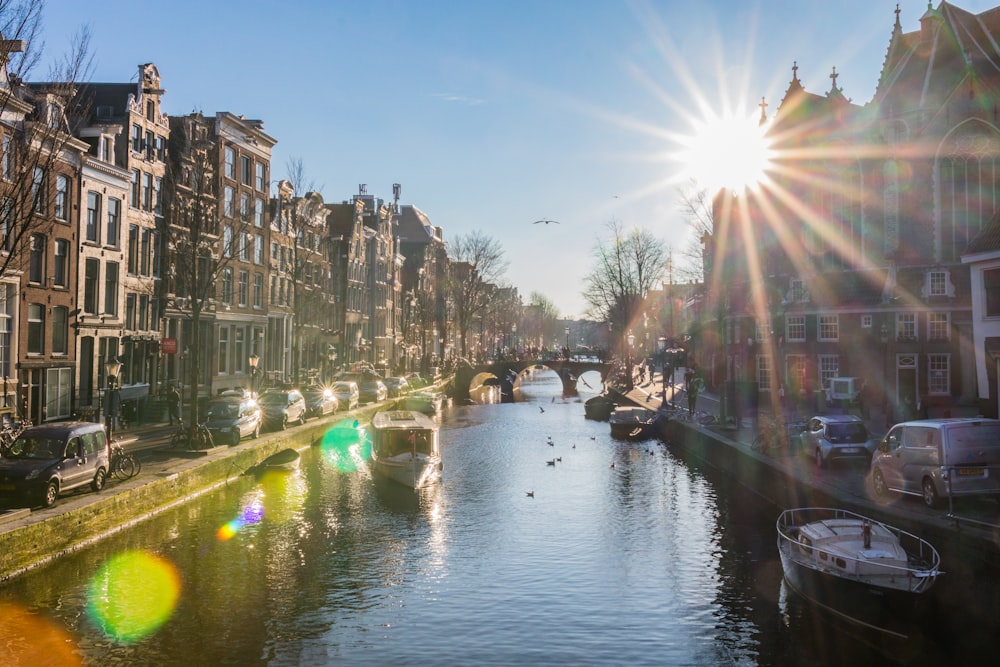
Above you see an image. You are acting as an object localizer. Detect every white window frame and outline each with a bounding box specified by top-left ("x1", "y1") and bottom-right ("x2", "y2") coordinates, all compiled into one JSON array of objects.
[
  {"x1": 786, "y1": 315, "x2": 805, "y2": 342},
  {"x1": 818, "y1": 315, "x2": 839, "y2": 341},
  {"x1": 818, "y1": 354, "x2": 839, "y2": 390}
]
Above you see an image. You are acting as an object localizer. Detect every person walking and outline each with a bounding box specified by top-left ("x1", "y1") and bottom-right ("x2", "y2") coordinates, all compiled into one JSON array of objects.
[
  {"x1": 167, "y1": 385, "x2": 181, "y2": 426},
  {"x1": 685, "y1": 368, "x2": 701, "y2": 417}
]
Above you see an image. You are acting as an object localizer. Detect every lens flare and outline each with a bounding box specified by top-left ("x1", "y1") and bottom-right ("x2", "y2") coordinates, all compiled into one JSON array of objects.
[
  {"x1": 87, "y1": 550, "x2": 181, "y2": 643},
  {"x1": 317, "y1": 419, "x2": 369, "y2": 471},
  {"x1": 217, "y1": 497, "x2": 265, "y2": 541},
  {"x1": 0, "y1": 602, "x2": 83, "y2": 665}
]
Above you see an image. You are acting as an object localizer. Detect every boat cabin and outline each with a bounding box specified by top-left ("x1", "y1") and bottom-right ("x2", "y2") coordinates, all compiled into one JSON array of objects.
[
  {"x1": 794, "y1": 518, "x2": 909, "y2": 577},
  {"x1": 370, "y1": 411, "x2": 440, "y2": 458}
]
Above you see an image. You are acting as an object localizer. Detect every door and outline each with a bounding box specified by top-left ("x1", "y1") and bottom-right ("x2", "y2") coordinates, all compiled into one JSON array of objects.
[
  {"x1": 879, "y1": 427, "x2": 906, "y2": 491},
  {"x1": 61, "y1": 436, "x2": 89, "y2": 490},
  {"x1": 896, "y1": 355, "x2": 918, "y2": 421}
]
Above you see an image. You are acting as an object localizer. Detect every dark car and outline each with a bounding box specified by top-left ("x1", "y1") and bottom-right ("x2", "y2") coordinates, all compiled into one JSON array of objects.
[
  {"x1": 359, "y1": 379, "x2": 388, "y2": 404},
  {"x1": 800, "y1": 414, "x2": 877, "y2": 468},
  {"x1": 258, "y1": 389, "x2": 307, "y2": 430},
  {"x1": 204, "y1": 396, "x2": 262, "y2": 445},
  {"x1": 0, "y1": 422, "x2": 109, "y2": 508},
  {"x1": 383, "y1": 376, "x2": 410, "y2": 398},
  {"x1": 302, "y1": 386, "x2": 339, "y2": 418}
]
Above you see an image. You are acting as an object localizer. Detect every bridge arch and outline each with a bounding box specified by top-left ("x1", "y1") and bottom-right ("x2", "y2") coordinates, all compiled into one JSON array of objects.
[{"x1": 454, "y1": 359, "x2": 613, "y2": 402}]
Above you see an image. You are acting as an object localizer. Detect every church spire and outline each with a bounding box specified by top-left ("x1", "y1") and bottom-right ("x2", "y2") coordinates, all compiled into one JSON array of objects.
[{"x1": 758, "y1": 96, "x2": 768, "y2": 126}]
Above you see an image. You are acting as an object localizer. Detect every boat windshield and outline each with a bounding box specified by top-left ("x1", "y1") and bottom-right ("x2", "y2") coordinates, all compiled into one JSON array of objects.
[{"x1": 381, "y1": 429, "x2": 436, "y2": 457}]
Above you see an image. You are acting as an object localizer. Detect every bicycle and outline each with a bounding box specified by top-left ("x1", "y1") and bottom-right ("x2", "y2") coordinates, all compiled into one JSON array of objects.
[
  {"x1": 751, "y1": 415, "x2": 791, "y2": 455},
  {"x1": 170, "y1": 422, "x2": 216, "y2": 450},
  {"x1": 109, "y1": 440, "x2": 140, "y2": 479}
]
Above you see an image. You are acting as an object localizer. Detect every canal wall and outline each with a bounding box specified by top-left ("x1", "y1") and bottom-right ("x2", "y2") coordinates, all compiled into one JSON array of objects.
[{"x1": 0, "y1": 403, "x2": 390, "y2": 581}]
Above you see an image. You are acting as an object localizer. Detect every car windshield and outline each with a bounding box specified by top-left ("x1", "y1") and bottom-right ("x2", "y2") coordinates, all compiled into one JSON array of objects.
[
  {"x1": 9, "y1": 436, "x2": 62, "y2": 459},
  {"x1": 827, "y1": 423, "x2": 868, "y2": 443},
  {"x1": 333, "y1": 384, "x2": 352, "y2": 393},
  {"x1": 207, "y1": 403, "x2": 239, "y2": 419},
  {"x1": 259, "y1": 394, "x2": 288, "y2": 405}
]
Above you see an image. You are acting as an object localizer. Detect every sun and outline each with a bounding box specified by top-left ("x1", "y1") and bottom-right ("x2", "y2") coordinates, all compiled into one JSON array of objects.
[{"x1": 675, "y1": 109, "x2": 774, "y2": 195}]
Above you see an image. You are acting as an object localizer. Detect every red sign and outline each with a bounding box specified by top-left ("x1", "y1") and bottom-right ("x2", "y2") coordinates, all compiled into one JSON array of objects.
[{"x1": 162, "y1": 338, "x2": 178, "y2": 355}]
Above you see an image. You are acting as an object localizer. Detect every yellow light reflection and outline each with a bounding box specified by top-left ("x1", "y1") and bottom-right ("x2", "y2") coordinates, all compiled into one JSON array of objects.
[{"x1": 87, "y1": 550, "x2": 181, "y2": 643}]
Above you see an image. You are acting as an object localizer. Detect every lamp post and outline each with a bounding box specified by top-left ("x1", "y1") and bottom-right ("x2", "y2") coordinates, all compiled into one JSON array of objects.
[
  {"x1": 565, "y1": 325, "x2": 570, "y2": 358},
  {"x1": 627, "y1": 331, "x2": 636, "y2": 389},
  {"x1": 248, "y1": 353, "x2": 260, "y2": 397},
  {"x1": 326, "y1": 347, "x2": 337, "y2": 383},
  {"x1": 105, "y1": 357, "x2": 122, "y2": 439},
  {"x1": 879, "y1": 323, "x2": 890, "y2": 425}
]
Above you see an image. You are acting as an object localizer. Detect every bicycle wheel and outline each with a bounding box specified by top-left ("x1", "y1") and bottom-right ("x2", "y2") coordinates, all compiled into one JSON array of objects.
[{"x1": 117, "y1": 455, "x2": 137, "y2": 479}]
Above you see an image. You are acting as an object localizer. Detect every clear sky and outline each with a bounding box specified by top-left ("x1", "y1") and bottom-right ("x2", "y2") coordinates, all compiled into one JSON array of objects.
[{"x1": 36, "y1": 0, "x2": 1000, "y2": 318}]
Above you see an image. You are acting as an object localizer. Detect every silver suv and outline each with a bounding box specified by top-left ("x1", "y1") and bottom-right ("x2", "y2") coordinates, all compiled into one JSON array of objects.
[
  {"x1": 800, "y1": 414, "x2": 877, "y2": 468},
  {"x1": 258, "y1": 389, "x2": 307, "y2": 430},
  {"x1": 0, "y1": 422, "x2": 109, "y2": 507}
]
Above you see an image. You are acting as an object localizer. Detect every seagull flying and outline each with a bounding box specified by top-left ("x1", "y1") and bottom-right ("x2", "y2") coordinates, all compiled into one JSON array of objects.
[{"x1": 532, "y1": 218, "x2": 560, "y2": 225}]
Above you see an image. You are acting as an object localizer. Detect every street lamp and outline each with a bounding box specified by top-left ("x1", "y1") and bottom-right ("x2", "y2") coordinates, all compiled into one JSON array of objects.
[
  {"x1": 105, "y1": 357, "x2": 122, "y2": 439},
  {"x1": 879, "y1": 323, "x2": 890, "y2": 424},
  {"x1": 248, "y1": 353, "x2": 260, "y2": 396},
  {"x1": 565, "y1": 325, "x2": 570, "y2": 357},
  {"x1": 626, "y1": 331, "x2": 636, "y2": 389}
]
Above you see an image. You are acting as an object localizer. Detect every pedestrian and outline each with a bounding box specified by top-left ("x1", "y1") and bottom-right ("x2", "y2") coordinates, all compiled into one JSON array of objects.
[
  {"x1": 167, "y1": 385, "x2": 181, "y2": 426},
  {"x1": 685, "y1": 369, "x2": 701, "y2": 417}
]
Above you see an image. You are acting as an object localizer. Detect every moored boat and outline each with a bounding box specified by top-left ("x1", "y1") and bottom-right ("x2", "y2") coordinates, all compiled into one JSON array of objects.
[
  {"x1": 584, "y1": 393, "x2": 616, "y2": 421},
  {"x1": 369, "y1": 410, "x2": 442, "y2": 489},
  {"x1": 609, "y1": 406, "x2": 658, "y2": 439},
  {"x1": 776, "y1": 507, "x2": 942, "y2": 639},
  {"x1": 403, "y1": 391, "x2": 444, "y2": 415}
]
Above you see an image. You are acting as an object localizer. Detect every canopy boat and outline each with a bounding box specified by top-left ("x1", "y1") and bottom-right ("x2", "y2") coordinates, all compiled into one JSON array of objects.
[
  {"x1": 369, "y1": 410, "x2": 442, "y2": 489},
  {"x1": 609, "y1": 406, "x2": 658, "y2": 440},
  {"x1": 776, "y1": 507, "x2": 942, "y2": 639}
]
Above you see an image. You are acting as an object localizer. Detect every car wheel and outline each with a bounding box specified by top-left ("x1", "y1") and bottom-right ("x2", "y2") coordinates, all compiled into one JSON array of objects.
[
  {"x1": 815, "y1": 448, "x2": 826, "y2": 469},
  {"x1": 41, "y1": 481, "x2": 58, "y2": 508},
  {"x1": 231, "y1": 431, "x2": 241, "y2": 446},
  {"x1": 91, "y1": 468, "x2": 107, "y2": 492},
  {"x1": 872, "y1": 468, "x2": 889, "y2": 497},
  {"x1": 922, "y1": 478, "x2": 940, "y2": 508}
]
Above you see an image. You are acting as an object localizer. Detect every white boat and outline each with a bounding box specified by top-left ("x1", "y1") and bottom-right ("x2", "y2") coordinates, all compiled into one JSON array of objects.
[
  {"x1": 403, "y1": 391, "x2": 444, "y2": 415},
  {"x1": 776, "y1": 507, "x2": 942, "y2": 639},
  {"x1": 609, "y1": 406, "x2": 658, "y2": 439},
  {"x1": 369, "y1": 410, "x2": 442, "y2": 489}
]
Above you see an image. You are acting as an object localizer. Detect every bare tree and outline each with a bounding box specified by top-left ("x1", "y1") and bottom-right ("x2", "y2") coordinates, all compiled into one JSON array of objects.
[
  {"x1": 675, "y1": 181, "x2": 713, "y2": 284},
  {"x1": 0, "y1": 16, "x2": 93, "y2": 283},
  {"x1": 446, "y1": 231, "x2": 508, "y2": 358},
  {"x1": 582, "y1": 220, "x2": 669, "y2": 355},
  {"x1": 522, "y1": 291, "x2": 560, "y2": 351}
]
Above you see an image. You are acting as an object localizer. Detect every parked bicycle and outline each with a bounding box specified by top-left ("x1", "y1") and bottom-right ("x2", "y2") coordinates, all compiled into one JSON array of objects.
[
  {"x1": 109, "y1": 440, "x2": 140, "y2": 479},
  {"x1": 0, "y1": 418, "x2": 31, "y2": 455},
  {"x1": 169, "y1": 422, "x2": 215, "y2": 451}
]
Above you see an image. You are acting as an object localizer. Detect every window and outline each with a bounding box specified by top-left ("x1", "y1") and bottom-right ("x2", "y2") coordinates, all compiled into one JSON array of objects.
[
  {"x1": 234, "y1": 328, "x2": 245, "y2": 372},
  {"x1": 929, "y1": 271, "x2": 947, "y2": 296},
  {"x1": 897, "y1": 313, "x2": 917, "y2": 340},
  {"x1": 986, "y1": 269, "x2": 1000, "y2": 317},
  {"x1": 139, "y1": 294, "x2": 149, "y2": 330},
  {"x1": 54, "y1": 175, "x2": 68, "y2": 221},
  {"x1": 145, "y1": 130, "x2": 155, "y2": 160},
  {"x1": 238, "y1": 270, "x2": 248, "y2": 306},
  {"x1": 52, "y1": 306, "x2": 68, "y2": 355},
  {"x1": 1, "y1": 135, "x2": 10, "y2": 181},
  {"x1": 756, "y1": 354, "x2": 771, "y2": 390},
  {"x1": 254, "y1": 272, "x2": 263, "y2": 307},
  {"x1": 221, "y1": 267, "x2": 233, "y2": 305},
  {"x1": 143, "y1": 173, "x2": 152, "y2": 210},
  {"x1": 140, "y1": 228, "x2": 151, "y2": 276},
  {"x1": 818, "y1": 315, "x2": 839, "y2": 341},
  {"x1": 125, "y1": 293, "x2": 136, "y2": 329},
  {"x1": 254, "y1": 234, "x2": 263, "y2": 264},
  {"x1": 84, "y1": 258, "x2": 99, "y2": 314},
  {"x1": 156, "y1": 135, "x2": 166, "y2": 161},
  {"x1": 254, "y1": 198, "x2": 264, "y2": 227},
  {"x1": 790, "y1": 279, "x2": 807, "y2": 302},
  {"x1": 218, "y1": 327, "x2": 229, "y2": 374},
  {"x1": 241, "y1": 156, "x2": 252, "y2": 185},
  {"x1": 240, "y1": 192, "x2": 250, "y2": 220},
  {"x1": 861, "y1": 314, "x2": 872, "y2": 329},
  {"x1": 146, "y1": 99, "x2": 155, "y2": 121},
  {"x1": 153, "y1": 177, "x2": 162, "y2": 215},
  {"x1": 28, "y1": 234, "x2": 44, "y2": 283},
  {"x1": 32, "y1": 167, "x2": 44, "y2": 214},
  {"x1": 104, "y1": 262, "x2": 119, "y2": 315},
  {"x1": 127, "y1": 224, "x2": 139, "y2": 273},
  {"x1": 131, "y1": 169, "x2": 141, "y2": 208},
  {"x1": 928, "y1": 354, "x2": 950, "y2": 395},
  {"x1": 0, "y1": 197, "x2": 10, "y2": 252},
  {"x1": 240, "y1": 232, "x2": 250, "y2": 261},
  {"x1": 223, "y1": 225, "x2": 233, "y2": 258},
  {"x1": 224, "y1": 186, "x2": 234, "y2": 217},
  {"x1": 224, "y1": 147, "x2": 235, "y2": 179},
  {"x1": 27, "y1": 303, "x2": 44, "y2": 354},
  {"x1": 0, "y1": 284, "x2": 11, "y2": 377},
  {"x1": 786, "y1": 315, "x2": 805, "y2": 342},
  {"x1": 106, "y1": 198, "x2": 121, "y2": 246},
  {"x1": 86, "y1": 191, "x2": 100, "y2": 243},
  {"x1": 54, "y1": 239, "x2": 68, "y2": 287},
  {"x1": 151, "y1": 230, "x2": 161, "y2": 278},
  {"x1": 131, "y1": 124, "x2": 142, "y2": 152},
  {"x1": 46, "y1": 367, "x2": 72, "y2": 419},
  {"x1": 256, "y1": 163, "x2": 265, "y2": 190},
  {"x1": 818, "y1": 355, "x2": 839, "y2": 389},
  {"x1": 928, "y1": 312, "x2": 950, "y2": 341}
]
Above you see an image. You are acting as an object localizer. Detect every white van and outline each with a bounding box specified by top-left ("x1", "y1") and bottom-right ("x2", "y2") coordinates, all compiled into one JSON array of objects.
[{"x1": 871, "y1": 418, "x2": 1000, "y2": 507}]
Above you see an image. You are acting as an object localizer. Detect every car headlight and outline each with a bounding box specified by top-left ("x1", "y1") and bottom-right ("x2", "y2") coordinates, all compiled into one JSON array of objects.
[{"x1": 25, "y1": 469, "x2": 40, "y2": 480}]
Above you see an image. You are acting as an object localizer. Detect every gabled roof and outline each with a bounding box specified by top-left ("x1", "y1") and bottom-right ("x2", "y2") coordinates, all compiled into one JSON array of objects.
[
  {"x1": 394, "y1": 204, "x2": 440, "y2": 244},
  {"x1": 965, "y1": 209, "x2": 1000, "y2": 255}
]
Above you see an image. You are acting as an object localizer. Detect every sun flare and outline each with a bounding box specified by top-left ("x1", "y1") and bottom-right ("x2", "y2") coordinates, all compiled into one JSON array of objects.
[{"x1": 676, "y1": 110, "x2": 773, "y2": 195}]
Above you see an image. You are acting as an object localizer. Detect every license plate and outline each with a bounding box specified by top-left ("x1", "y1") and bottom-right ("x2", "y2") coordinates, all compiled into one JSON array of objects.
[
  {"x1": 958, "y1": 468, "x2": 985, "y2": 477},
  {"x1": 839, "y1": 447, "x2": 859, "y2": 454}
]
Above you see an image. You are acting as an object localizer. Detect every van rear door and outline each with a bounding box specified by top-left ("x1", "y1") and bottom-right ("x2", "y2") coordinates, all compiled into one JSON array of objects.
[{"x1": 942, "y1": 421, "x2": 1000, "y2": 497}]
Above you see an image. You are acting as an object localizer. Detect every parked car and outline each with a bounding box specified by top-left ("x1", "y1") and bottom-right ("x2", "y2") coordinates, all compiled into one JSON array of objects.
[
  {"x1": 871, "y1": 418, "x2": 1000, "y2": 508},
  {"x1": 331, "y1": 381, "x2": 360, "y2": 410},
  {"x1": 800, "y1": 414, "x2": 877, "y2": 468},
  {"x1": 383, "y1": 376, "x2": 410, "y2": 398},
  {"x1": 0, "y1": 421, "x2": 109, "y2": 508},
  {"x1": 302, "y1": 386, "x2": 338, "y2": 418},
  {"x1": 359, "y1": 379, "x2": 388, "y2": 404},
  {"x1": 258, "y1": 389, "x2": 307, "y2": 430},
  {"x1": 204, "y1": 396, "x2": 262, "y2": 445}
]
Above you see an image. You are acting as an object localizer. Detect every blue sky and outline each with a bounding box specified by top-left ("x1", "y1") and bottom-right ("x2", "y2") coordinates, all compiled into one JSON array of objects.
[{"x1": 37, "y1": 0, "x2": 1000, "y2": 318}]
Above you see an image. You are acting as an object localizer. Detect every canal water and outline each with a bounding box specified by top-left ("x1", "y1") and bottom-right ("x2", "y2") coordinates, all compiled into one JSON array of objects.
[{"x1": 0, "y1": 370, "x2": 993, "y2": 665}]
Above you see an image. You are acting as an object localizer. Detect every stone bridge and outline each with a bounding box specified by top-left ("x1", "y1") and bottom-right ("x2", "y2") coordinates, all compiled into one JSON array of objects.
[{"x1": 454, "y1": 359, "x2": 615, "y2": 401}]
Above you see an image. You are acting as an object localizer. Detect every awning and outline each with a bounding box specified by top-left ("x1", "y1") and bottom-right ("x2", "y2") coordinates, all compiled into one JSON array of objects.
[{"x1": 117, "y1": 383, "x2": 150, "y2": 401}]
